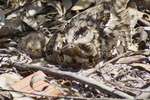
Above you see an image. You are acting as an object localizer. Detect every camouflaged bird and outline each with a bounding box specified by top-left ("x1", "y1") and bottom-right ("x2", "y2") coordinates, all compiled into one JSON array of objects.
[
  {"x1": 20, "y1": 32, "x2": 47, "y2": 58},
  {"x1": 46, "y1": 26, "x2": 101, "y2": 67},
  {"x1": 45, "y1": 0, "x2": 138, "y2": 68}
]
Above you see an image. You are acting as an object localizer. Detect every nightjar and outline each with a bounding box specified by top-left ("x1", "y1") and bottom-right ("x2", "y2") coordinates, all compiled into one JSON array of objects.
[
  {"x1": 46, "y1": 0, "x2": 137, "y2": 68},
  {"x1": 46, "y1": 26, "x2": 101, "y2": 67},
  {"x1": 20, "y1": 32, "x2": 47, "y2": 58}
]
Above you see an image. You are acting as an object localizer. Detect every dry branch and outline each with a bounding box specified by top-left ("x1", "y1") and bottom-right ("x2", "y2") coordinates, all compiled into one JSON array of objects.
[
  {"x1": 0, "y1": 88, "x2": 96, "y2": 99},
  {"x1": 8, "y1": 61, "x2": 134, "y2": 99}
]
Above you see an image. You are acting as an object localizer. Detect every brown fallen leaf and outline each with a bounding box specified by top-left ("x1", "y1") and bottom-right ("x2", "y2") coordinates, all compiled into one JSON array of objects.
[
  {"x1": 131, "y1": 63, "x2": 150, "y2": 71},
  {"x1": 116, "y1": 55, "x2": 147, "y2": 64},
  {"x1": 11, "y1": 70, "x2": 62, "y2": 97},
  {"x1": 71, "y1": 0, "x2": 94, "y2": 11}
]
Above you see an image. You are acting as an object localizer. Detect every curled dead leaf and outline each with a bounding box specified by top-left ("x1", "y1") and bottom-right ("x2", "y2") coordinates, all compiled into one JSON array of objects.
[
  {"x1": 11, "y1": 71, "x2": 62, "y2": 98},
  {"x1": 30, "y1": 74, "x2": 50, "y2": 92}
]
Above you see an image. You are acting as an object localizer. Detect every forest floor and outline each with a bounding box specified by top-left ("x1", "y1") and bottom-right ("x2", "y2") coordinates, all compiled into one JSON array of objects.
[{"x1": 0, "y1": 0, "x2": 150, "y2": 99}]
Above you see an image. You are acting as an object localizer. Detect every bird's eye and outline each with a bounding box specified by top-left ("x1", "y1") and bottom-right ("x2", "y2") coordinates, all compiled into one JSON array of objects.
[{"x1": 28, "y1": 48, "x2": 32, "y2": 51}]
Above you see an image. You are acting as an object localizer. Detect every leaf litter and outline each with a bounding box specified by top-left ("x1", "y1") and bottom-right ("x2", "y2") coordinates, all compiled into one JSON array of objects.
[{"x1": 0, "y1": 0, "x2": 149, "y2": 99}]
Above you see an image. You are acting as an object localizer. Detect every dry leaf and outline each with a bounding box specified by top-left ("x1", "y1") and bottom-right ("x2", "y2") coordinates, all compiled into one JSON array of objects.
[
  {"x1": 116, "y1": 55, "x2": 147, "y2": 64},
  {"x1": 134, "y1": 9, "x2": 150, "y2": 21},
  {"x1": 11, "y1": 71, "x2": 62, "y2": 97},
  {"x1": 131, "y1": 63, "x2": 150, "y2": 71},
  {"x1": 30, "y1": 74, "x2": 50, "y2": 92},
  {"x1": 0, "y1": 73, "x2": 22, "y2": 84},
  {"x1": 71, "y1": 0, "x2": 94, "y2": 11}
]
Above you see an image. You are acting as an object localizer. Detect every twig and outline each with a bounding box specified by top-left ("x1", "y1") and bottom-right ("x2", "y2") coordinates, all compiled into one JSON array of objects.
[
  {"x1": 8, "y1": 61, "x2": 134, "y2": 99},
  {"x1": 5, "y1": 0, "x2": 37, "y2": 16},
  {"x1": 85, "y1": 51, "x2": 133, "y2": 76},
  {"x1": 0, "y1": 88, "x2": 93, "y2": 99}
]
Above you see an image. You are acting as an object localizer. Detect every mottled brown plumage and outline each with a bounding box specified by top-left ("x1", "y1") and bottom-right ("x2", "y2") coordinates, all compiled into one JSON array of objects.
[
  {"x1": 20, "y1": 32, "x2": 46, "y2": 58},
  {"x1": 45, "y1": 0, "x2": 137, "y2": 68},
  {"x1": 46, "y1": 26, "x2": 101, "y2": 67}
]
